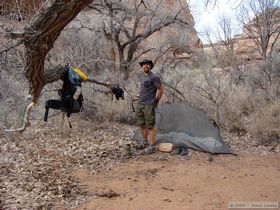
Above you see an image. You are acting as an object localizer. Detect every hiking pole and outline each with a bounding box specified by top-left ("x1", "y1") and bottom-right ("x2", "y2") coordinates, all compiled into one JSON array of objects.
[
  {"x1": 44, "y1": 107, "x2": 49, "y2": 122},
  {"x1": 131, "y1": 99, "x2": 135, "y2": 112}
]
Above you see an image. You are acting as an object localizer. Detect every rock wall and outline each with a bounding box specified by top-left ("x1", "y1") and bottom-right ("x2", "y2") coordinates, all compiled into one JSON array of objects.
[
  {"x1": 204, "y1": 9, "x2": 280, "y2": 64},
  {"x1": 137, "y1": 0, "x2": 203, "y2": 62}
]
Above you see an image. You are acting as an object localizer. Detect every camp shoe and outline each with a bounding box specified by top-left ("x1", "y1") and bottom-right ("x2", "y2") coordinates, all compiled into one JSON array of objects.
[
  {"x1": 143, "y1": 145, "x2": 156, "y2": 154},
  {"x1": 179, "y1": 147, "x2": 189, "y2": 156},
  {"x1": 171, "y1": 146, "x2": 182, "y2": 155}
]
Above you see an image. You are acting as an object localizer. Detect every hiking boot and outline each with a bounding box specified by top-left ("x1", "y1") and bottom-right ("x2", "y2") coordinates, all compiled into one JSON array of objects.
[
  {"x1": 134, "y1": 141, "x2": 148, "y2": 150},
  {"x1": 143, "y1": 145, "x2": 156, "y2": 154}
]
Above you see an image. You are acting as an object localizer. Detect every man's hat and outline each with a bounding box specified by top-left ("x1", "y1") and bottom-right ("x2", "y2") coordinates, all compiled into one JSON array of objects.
[{"x1": 139, "y1": 59, "x2": 154, "y2": 69}]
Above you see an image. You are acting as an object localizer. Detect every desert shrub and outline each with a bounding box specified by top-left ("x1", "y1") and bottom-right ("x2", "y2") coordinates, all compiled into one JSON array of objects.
[
  {"x1": 92, "y1": 102, "x2": 135, "y2": 125},
  {"x1": 93, "y1": 96, "x2": 136, "y2": 124},
  {"x1": 221, "y1": 57, "x2": 280, "y2": 144},
  {"x1": 182, "y1": 57, "x2": 232, "y2": 129},
  {"x1": 227, "y1": 86, "x2": 256, "y2": 116},
  {"x1": 0, "y1": 76, "x2": 28, "y2": 128},
  {"x1": 218, "y1": 105, "x2": 247, "y2": 135},
  {"x1": 245, "y1": 100, "x2": 280, "y2": 145}
]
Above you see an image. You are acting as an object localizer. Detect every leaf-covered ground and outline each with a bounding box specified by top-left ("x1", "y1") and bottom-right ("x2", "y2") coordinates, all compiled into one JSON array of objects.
[
  {"x1": 0, "y1": 117, "x2": 135, "y2": 209},
  {"x1": 0, "y1": 116, "x2": 279, "y2": 209}
]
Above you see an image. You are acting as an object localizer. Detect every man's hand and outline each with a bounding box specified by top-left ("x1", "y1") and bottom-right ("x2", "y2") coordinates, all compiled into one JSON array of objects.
[
  {"x1": 155, "y1": 85, "x2": 163, "y2": 103},
  {"x1": 155, "y1": 97, "x2": 160, "y2": 103},
  {"x1": 133, "y1": 94, "x2": 140, "y2": 101}
]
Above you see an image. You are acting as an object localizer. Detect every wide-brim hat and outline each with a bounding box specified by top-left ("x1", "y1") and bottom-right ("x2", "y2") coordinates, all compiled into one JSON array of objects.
[{"x1": 139, "y1": 59, "x2": 154, "y2": 69}]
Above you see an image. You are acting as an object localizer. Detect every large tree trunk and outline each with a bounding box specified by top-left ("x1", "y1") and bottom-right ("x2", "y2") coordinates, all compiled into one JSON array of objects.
[
  {"x1": 6, "y1": 0, "x2": 94, "y2": 132},
  {"x1": 23, "y1": 0, "x2": 93, "y2": 102}
]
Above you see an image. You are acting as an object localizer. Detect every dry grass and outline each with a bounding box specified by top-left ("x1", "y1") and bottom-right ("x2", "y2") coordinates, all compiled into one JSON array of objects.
[
  {"x1": 89, "y1": 92, "x2": 136, "y2": 125},
  {"x1": 246, "y1": 100, "x2": 280, "y2": 145}
]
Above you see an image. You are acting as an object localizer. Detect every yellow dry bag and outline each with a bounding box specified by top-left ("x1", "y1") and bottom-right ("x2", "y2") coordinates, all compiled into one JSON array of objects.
[{"x1": 72, "y1": 67, "x2": 88, "y2": 81}]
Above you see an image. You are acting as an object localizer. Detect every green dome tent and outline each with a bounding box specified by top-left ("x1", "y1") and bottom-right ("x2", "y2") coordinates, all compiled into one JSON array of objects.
[{"x1": 133, "y1": 103, "x2": 232, "y2": 154}]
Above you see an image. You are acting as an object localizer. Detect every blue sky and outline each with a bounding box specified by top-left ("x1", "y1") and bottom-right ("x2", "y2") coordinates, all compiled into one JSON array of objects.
[{"x1": 188, "y1": 0, "x2": 243, "y2": 43}]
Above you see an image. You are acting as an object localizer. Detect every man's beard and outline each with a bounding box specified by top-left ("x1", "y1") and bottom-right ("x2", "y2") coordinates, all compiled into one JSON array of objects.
[{"x1": 144, "y1": 67, "x2": 150, "y2": 74}]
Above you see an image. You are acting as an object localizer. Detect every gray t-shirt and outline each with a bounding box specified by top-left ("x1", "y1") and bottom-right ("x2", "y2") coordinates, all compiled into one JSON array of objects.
[{"x1": 139, "y1": 72, "x2": 162, "y2": 105}]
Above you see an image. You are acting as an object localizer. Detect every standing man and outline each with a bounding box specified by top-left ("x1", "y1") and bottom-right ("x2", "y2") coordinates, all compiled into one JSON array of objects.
[{"x1": 136, "y1": 59, "x2": 163, "y2": 154}]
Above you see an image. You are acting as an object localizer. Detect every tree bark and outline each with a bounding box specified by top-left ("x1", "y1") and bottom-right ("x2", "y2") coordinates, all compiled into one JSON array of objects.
[
  {"x1": 23, "y1": 0, "x2": 93, "y2": 102},
  {"x1": 5, "y1": 0, "x2": 94, "y2": 132}
]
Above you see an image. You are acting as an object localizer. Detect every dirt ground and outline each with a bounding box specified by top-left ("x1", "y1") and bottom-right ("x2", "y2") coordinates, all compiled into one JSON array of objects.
[
  {"x1": 1, "y1": 120, "x2": 280, "y2": 209},
  {"x1": 65, "y1": 152, "x2": 280, "y2": 210}
]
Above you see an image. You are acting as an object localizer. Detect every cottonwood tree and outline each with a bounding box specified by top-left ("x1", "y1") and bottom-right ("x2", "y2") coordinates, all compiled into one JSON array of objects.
[
  {"x1": 90, "y1": 0, "x2": 191, "y2": 80},
  {"x1": 215, "y1": 15, "x2": 247, "y2": 85},
  {"x1": 203, "y1": 14, "x2": 250, "y2": 86},
  {"x1": 236, "y1": 0, "x2": 280, "y2": 90},
  {"x1": 203, "y1": 15, "x2": 236, "y2": 61},
  {"x1": 3, "y1": 0, "x2": 95, "y2": 131},
  {"x1": 238, "y1": 0, "x2": 280, "y2": 61},
  {"x1": 216, "y1": 16, "x2": 236, "y2": 53}
]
